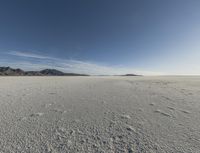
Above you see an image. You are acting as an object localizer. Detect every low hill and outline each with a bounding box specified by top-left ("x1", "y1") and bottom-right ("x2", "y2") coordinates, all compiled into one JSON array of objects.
[
  {"x1": 0, "y1": 67, "x2": 25, "y2": 76},
  {"x1": 123, "y1": 74, "x2": 142, "y2": 76}
]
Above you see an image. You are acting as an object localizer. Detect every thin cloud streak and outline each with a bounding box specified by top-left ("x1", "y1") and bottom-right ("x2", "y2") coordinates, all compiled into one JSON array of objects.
[{"x1": 7, "y1": 51, "x2": 57, "y2": 60}]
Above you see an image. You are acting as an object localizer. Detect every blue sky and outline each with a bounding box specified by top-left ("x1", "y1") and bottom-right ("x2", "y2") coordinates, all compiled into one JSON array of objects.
[{"x1": 0, "y1": 0, "x2": 200, "y2": 75}]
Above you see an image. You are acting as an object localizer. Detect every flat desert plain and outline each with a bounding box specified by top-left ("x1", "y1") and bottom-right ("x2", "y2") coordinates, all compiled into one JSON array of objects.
[{"x1": 0, "y1": 76, "x2": 200, "y2": 153}]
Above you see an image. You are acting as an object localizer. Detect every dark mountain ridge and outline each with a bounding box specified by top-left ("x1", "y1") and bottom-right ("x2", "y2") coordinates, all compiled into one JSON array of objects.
[{"x1": 0, "y1": 67, "x2": 89, "y2": 76}]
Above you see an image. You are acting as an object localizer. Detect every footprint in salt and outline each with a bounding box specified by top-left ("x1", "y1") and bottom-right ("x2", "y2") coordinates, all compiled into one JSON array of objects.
[
  {"x1": 51, "y1": 108, "x2": 66, "y2": 114},
  {"x1": 154, "y1": 109, "x2": 171, "y2": 117},
  {"x1": 126, "y1": 125, "x2": 136, "y2": 133},
  {"x1": 180, "y1": 110, "x2": 190, "y2": 114},
  {"x1": 30, "y1": 112, "x2": 44, "y2": 117},
  {"x1": 162, "y1": 96, "x2": 173, "y2": 102},
  {"x1": 167, "y1": 106, "x2": 175, "y2": 110}
]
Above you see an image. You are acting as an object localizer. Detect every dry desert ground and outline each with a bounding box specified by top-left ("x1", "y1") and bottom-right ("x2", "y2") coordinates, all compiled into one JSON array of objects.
[{"x1": 0, "y1": 76, "x2": 200, "y2": 153}]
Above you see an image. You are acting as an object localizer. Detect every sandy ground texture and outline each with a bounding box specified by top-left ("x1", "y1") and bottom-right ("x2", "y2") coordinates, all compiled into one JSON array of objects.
[{"x1": 0, "y1": 76, "x2": 200, "y2": 153}]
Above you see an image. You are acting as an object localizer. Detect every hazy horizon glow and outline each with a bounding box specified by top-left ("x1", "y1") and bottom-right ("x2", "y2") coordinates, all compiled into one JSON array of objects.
[
  {"x1": 0, "y1": 0, "x2": 200, "y2": 75},
  {"x1": 0, "y1": 51, "x2": 163, "y2": 75}
]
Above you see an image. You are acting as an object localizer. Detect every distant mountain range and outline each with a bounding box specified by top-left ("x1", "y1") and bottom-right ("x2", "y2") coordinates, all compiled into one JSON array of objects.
[
  {"x1": 122, "y1": 74, "x2": 142, "y2": 76},
  {"x1": 113, "y1": 74, "x2": 142, "y2": 77},
  {"x1": 0, "y1": 67, "x2": 89, "y2": 76}
]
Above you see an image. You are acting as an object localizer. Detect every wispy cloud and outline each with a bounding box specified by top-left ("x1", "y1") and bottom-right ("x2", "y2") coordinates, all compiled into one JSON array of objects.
[
  {"x1": 1, "y1": 51, "x2": 162, "y2": 75},
  {"x1": 7, "y1": 51, "x2": 57, "y2": 60}
]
